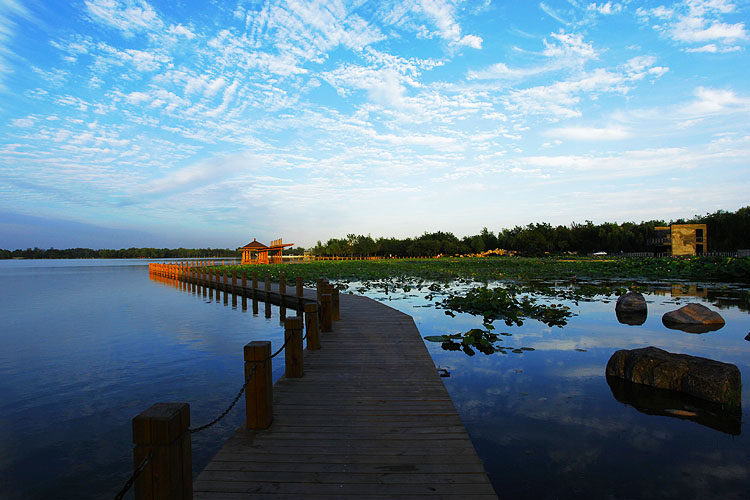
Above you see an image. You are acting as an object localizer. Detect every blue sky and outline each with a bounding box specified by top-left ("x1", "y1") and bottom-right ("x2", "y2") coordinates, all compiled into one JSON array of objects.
[{"x1": 0, "y1": 0, "x2": 748, "y2": 249}]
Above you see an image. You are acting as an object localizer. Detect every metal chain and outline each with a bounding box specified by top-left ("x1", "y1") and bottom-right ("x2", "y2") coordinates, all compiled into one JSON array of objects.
[
  {"x1": 188, "y1": 334, "x2": 291, "y2": 434},
  {"x1": 189, "y1": 363, "x2": 257, "y2": 434},
  {"x1": 113, "y1": 451, "x2": 152, "y2": 500}
]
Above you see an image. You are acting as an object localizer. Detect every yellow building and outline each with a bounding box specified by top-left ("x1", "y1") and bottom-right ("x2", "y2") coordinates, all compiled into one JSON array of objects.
[{"x1": 651, "y1": 224, "x2": 707, "y2": 256}]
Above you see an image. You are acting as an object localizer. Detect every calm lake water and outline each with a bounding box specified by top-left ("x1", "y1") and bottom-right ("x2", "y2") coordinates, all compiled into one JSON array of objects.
[{"x1": 1, "y1": 260, "x2": 749, "y2": 499}]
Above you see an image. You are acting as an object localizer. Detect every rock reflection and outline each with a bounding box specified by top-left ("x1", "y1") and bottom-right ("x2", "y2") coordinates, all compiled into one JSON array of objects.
[
  {"x1": 606, "y1": 376, "x2": 741, "y2": 435},
  {"x1": 662, "y1": 320, "x2": 725, "y2": 334},
  {"x1": 616, "y1": 310, "x2": 647, "y2": 326}
]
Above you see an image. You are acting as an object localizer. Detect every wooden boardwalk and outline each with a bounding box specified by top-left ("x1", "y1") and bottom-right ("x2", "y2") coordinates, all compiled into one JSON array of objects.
[{"x1": 193, "y1": 292, "x2": 497, "y2": 499}]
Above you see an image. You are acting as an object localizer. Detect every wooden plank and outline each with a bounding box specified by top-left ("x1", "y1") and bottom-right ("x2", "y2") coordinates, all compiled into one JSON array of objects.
[{"x1": 185, "y1": 281, "x2": 496, "y2": 499}]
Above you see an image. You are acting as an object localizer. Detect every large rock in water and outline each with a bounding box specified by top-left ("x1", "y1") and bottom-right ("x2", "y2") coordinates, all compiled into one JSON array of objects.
[
  {"x1": 662, "y1": 303, "x2": 725, "y2": 333},
  {"x1": 615, "y1": 292, "x2": 647, "y2": 325},
  {"x1": 606, "y1": 346, "x2": 741, "y2": 411}
]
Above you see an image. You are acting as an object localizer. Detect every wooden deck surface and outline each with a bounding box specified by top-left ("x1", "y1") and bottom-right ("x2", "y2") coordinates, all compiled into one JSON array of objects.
[{"x1": 192, "y1": 287, "x2": 497, "y2": 499}]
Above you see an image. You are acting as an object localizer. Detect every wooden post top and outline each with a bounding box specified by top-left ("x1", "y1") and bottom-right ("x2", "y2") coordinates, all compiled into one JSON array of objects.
[
  {"x1": 132, "y1": 402, "x2": 190, "y2": 446},
  {"x1": 284, "y1": 316, "x2": 302, "y2": 329}
]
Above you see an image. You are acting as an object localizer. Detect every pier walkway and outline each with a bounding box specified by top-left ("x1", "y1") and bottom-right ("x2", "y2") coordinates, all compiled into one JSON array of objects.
[{"x1": 146, "y1": 264, "x2": 497, "y2": 499}]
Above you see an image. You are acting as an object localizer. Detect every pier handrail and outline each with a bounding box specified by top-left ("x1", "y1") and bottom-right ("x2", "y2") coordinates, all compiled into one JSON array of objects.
[{"x1": 115, "y1": 263, "x2": 335, "y2": 500}]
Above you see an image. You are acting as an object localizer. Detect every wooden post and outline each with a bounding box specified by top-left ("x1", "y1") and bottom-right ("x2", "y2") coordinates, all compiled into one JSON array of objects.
[
  {"x1": 252, "y1": 272, "x2": 258, "y2": 290},
  {"x1": 265, "y1": 273, "x2": 271, "y2": 296},
  {"x1": 316, "y1": 278, "x2": 324, "y2": 302},
  {"x1": 132, "y1": 402, "x2": 192, "y2": 500},
  {"x1": 264, "y1": 300, "x2": 271, "y2": 318},
  {"x1": 296, "y1": 277, "x2": 303, "y2": 297},
  {"x1": 244, "y1": 341, "x2": 272, "y2": 429},
  {"x1": 208, "y1": 271, "x2": 214, "y2": 300},
  {"x1": 252, "y1": 297, "x2": 259, "y2": 315},
  {"x1": 284, "y1": 317, "x2": 303, "y2": 378},
  {"x1": 304, "y1": 303, "x2": 320, "y2": 350},
  {"x1": 331, "y1": 288, "x2": 340, "y2": 321},
  {"x1": 241, "y1": 270, "x2": 247, "y2": 291},
  {"x1": 320, "y1": 294, "x2": 332, "y2": 332},
  {"x1": 232, "y1": 270, "x2": 237, "y2": 293},
  {"x1": 279, "y1": 273, "x2": 286, "y2": 296}
]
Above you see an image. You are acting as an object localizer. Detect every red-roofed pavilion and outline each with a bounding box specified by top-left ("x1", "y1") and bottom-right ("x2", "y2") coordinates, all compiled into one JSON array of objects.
[{"x1": 238, "y1": 238, "x2": 294, "y2": 264}]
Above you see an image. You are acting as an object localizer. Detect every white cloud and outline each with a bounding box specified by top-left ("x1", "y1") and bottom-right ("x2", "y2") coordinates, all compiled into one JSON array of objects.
[
  {"x1": 0, "y1": 0, "x2": 32, "y2": 86},
  {"x1": 543, "y1": 31, "x2": 597, "y2": 62},
  {"x1": 539, "y1": 2, "x2": 569, "y2": 24},
  {"x1": 682, "y1": 86, "x2": 750, "y2": 115},
  {"x1": 546, "y1": 125, "x2": 631, "y2": 140},
  {"x1": 638, "y1": 0, "x2": 748, "y2": 52},
  {"x1": 167, "y1": 23, "x2": 195, "y2": 39},
  {"x1": 458, "y1": 33, "x2": 483, "y2": 49},
  {"x1": 587, "y1": 2, "x2": 623, "y2": 15},
  {"x1": 384, "y1": 0, "x2": 482, "y2": 49},
  {"x1": 11, "y1": 117, "x2": 34, "y2": 127},
  {"x1": 84, "y1": 0, "x2": 163, "y2": 36},
  {"x1": 469, "y1": 31, "x2": 598, "y2": 82},
  {"x1": 504, "y1": 61, "x2": 665, "y2": 119},
  {"x1": 139, "y1": 153, "x2": 254, "y2": 197}
]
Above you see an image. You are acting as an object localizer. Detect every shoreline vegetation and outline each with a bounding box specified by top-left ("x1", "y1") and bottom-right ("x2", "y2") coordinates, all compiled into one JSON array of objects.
[
  {"x1": 2, "y1": 207, "x2": 748, "y2": 260},
  {"x1": 208, "y1": 256, "x2": 750, "y2": 285}
]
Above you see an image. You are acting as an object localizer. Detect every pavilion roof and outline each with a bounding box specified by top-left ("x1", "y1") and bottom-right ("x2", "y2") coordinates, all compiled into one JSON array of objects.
[{"x1": 239, "y1": 238, "x2": 268, "y2": 250}]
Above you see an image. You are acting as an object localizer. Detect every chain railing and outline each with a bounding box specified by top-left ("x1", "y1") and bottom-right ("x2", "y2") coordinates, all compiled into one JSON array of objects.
[
  {"x1": 113, "y1": 451, "x2": 152, "y2": 500},
  {"x1": 115, "y1": 272, "x2": 333, "y2": 500},
  {"x1": 188, "y1": 334, "x2": 290, "y2": 434}
]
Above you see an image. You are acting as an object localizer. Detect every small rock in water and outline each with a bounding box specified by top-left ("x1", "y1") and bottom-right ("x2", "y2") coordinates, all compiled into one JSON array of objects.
[
  {"x1": 615, "y1": 291, "x2": 647, "y2": 314},
  {"x1": 662, "y1": 303, "x2": 725, "y2": 333},
  {"x1": 615, "y1": 291, "x2": 647, "y2": 325}
]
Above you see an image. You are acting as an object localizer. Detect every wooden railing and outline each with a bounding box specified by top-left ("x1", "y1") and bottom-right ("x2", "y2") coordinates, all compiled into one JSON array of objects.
[{"x1": 121, "y1": 264, "x2": 340, "y2": 500}]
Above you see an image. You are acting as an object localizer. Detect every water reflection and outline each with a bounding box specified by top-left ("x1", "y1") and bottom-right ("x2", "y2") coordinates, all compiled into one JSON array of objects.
[
  {"x1": 606, "y1": 376, "x2": 741, "y2": 435},
  {"x1": 616, "y1": 310, "x2": 647, "y2": 326},
  {"x1": 653, "y1": 284, "x2": 709, "y2": 299},
  {"x1": 662, "y1": 319, "x2": 725, "y2": 334}
]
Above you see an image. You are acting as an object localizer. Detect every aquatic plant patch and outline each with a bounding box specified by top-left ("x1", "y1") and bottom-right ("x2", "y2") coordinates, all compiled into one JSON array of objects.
[{"x1": 437, "y1": 286, "x2": 574, "y2": 327}]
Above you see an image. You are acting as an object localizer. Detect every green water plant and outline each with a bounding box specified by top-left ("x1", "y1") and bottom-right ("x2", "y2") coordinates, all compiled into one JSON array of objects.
[{"x1": 438, "y1": 286, "x2": 574, "y2": 327}]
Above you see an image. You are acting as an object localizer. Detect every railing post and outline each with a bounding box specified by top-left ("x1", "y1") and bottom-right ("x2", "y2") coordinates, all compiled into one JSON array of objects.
[
  {"x1": 252, "y1": 272, "x2": 258, "y2": 290},
  {"x1": 241, "y1": 270, "x2": 247, "y2": 291},
  {"x1": 232, "y1": 270, "x2": 237, "y2": 293},
  {"x1": 316, "y1": 278, "x2": 324, "y2": 302},
  {"x1": 304, "y1": 303, "x2": 320, "y2": 350},
  {"x1": 296, "y1": 277, "x2": 303, "y2": 297},
  {"x1": 265, "y1": 273, "x2": 271, "y2": 294},
  {"x1": 244, "y1": 341, "x2": 272, "y2": 429},
  {"x1": 284, "y1": 316, "x2": 303, "y2": 378},
  {"x1": 132, "y1": 402, "x2": 192, "y2": 500},
  {"x1": 321, "y1": 294, "x2": 332, "y2": 332},
  {"x1": 279, "y1": 273, "x2": 286, "y2": 296},
  {"x1": 331, "y1": 288, "x2": 340, "y2": 321}
]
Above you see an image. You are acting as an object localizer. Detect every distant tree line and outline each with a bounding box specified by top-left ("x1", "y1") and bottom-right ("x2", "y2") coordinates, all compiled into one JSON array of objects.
[
  {"x1": 311, "y1": 206, "x2": 750, "y2": 257},
  {"x1": 0, "y1": 247, "x2": 240, "y2": 260},
  {"x1": 3, "y1": 206, "x2": 747, "y2": 259}
]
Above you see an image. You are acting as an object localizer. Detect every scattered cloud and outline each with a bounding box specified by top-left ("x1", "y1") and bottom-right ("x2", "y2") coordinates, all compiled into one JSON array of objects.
[
  {"x1": 587, "y1": 2, "x2": 624, "y2": 16},
  {"x1": 637, "y1": 0, "x2": 748, "y2": 52},
  {"x1": 84, "y1": 0, "x2": 163, "y2": 36},
  {"x1": 545, "y1": 125, "x2": 631, "y2": 140},
  {"x1": 0, "y1": 0, "x2": 747, "y2": 245},
  {"x1": 681, "y1": 86, "x2": 750, "y2": 115}
]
